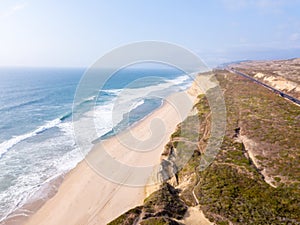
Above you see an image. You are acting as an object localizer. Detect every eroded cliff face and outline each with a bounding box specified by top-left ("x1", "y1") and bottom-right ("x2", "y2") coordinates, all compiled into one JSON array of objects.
[
  {"x1": 108, "y1": 66, "x2": 300, "y2": 225},
  {"x1": 231, "y1": 58, "x2": 300, "y2": 99},
  {"x1": 108, "y1": 183, "x2": 187, "y2": 225}
]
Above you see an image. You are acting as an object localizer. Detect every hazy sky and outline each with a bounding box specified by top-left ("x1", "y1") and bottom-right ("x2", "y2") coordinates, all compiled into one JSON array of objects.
[{"x1": 0, "y1": 0, "x2": 300, "y2": 67}]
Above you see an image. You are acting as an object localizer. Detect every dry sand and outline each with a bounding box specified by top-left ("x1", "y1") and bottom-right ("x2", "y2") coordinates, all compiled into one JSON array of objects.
[
  {"x1": 183, "y1": 206, "x2": 212, "y2": 225},
  {"x1": 17, "y1": 87, "x2": 201, "y2": 225}
]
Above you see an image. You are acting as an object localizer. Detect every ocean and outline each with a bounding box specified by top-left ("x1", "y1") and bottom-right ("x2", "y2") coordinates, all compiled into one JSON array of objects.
[{"x1": 0, "y1": 65, "x2": 192, "y2": 221}]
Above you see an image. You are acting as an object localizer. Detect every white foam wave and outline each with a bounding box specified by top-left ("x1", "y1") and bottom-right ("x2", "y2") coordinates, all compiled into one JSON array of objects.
[
  {"x1": 167, "y1": 74, "x2": 191, "y2": 86},
  {"x1": 54, "y1": 147, "x2": 84, "y2": 173},
  {"x1": 0, "y1": 118, "x2": 61, "y2": 158},
  {"x1": 57, "y1": 122, "x2": 74, "y2": 136},
  {"x1": 84, "y1": 95, "x2": 96, "y2": 101},
  {"x1": 129, "y1": 99, "x2": 145, "y2": 111},
  {"x1": 93, "y1": 98, "x2": 146, "y2": 136},
  {"x1": 101, "y1": 89, "x2": 122, "y2": 95},
  {"x1": 93, "y1": 102, "x2": 115, "y2": 137}
]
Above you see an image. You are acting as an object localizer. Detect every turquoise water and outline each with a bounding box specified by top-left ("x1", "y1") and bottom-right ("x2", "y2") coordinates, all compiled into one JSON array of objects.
[{"x1": 0, "y1": 66, "x2": 192, "y2": 220}]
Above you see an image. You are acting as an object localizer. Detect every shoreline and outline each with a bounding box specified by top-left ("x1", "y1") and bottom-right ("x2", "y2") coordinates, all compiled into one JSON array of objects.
[
  {"x1": 2, "y1": 82, "x2": 200, "y2": 225},
  {"x1": 0, "y1": 95, "x2": 166, "y2": 225},
  {"x1": 0, "y1": 98, "x2": 165, "y2": 225},
  {"x1": 0, "y1": 174, "x2": 65, "y2": 225}
]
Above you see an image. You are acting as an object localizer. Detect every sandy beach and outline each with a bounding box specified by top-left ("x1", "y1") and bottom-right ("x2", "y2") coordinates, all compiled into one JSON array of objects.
[{"x1": 4, "y1": 86, "x2": 200, "y2": 225}]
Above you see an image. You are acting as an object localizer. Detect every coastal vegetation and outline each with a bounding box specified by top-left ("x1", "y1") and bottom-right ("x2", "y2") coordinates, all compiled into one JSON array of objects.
[
  {"x1": 108, "y1": 183, "x2": 186, "y2": 225},
  {"x1": 108, "y1": 64, "x2": 300, "y2": 225}
]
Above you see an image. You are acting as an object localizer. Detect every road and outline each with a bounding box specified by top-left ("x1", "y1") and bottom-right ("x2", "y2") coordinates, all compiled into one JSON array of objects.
[{"x1": 226, "y1": 68, "x2": 300, "y2": 106}]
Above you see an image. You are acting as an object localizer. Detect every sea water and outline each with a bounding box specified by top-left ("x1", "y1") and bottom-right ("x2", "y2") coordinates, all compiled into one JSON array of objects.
[{"x1": 0, "y1": 65, "x2": 192, "y2": 221}]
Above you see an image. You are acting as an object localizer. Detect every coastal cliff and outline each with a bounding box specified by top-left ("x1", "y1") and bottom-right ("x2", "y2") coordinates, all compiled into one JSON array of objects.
[{"x1": 108, "y1": 61, "x2": 300, "y2": 225}]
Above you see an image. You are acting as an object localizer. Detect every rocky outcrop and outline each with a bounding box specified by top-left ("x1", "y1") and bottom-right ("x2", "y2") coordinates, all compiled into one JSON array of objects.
[{"x1": 108, "y1": 183, "x2": 187, "y2": 225}]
